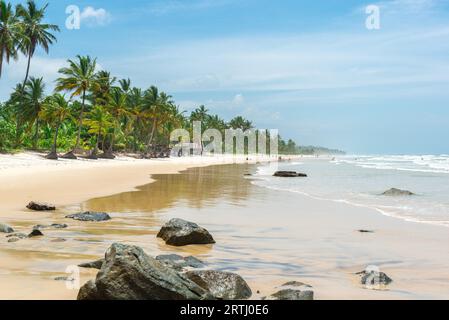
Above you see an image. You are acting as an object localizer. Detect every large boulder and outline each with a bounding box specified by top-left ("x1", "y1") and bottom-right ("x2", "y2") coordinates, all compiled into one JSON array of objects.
[
  {"x1": 263, "y1": 281, "x2": 314, "y2": 300},
  {"x1": 26, "y1": 201, "x2": 56, "y2": 211},
  {"x1": 382, "y1": 188, "x2": 414, "y2": 196},
  {"x1": 273, "y1": 171, "x2": 307, "y2": 178},
  {"x1": 66, "y1": 212, "x2": 111, "y2": 222},
  {"x1": 156, "y1": 254, "x2": 205, "y2": 271},
  {"x1": 0, "y1": 223, "x2": 14, "y2": 234},
  {"x1": 157, "y1": 218, "x2": 215, "y2": 246},
  {"x1": 185, "y1": 270, "x2": 252, "y2": 300},
  {"x1": 77, "y1": 243, "x2": 211, "y2": 300}
]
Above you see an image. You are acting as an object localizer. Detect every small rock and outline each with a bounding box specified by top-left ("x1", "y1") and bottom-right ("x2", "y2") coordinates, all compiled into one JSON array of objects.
[
  {"x1": 33, "y1": 223, "x2": 68, "y2": 230},
  {"x1": 28, "y1": 229, "x2": 44, "y2": 238},
  {"x1": 185, "y1": 270, "x2": 252, "y2": 300},
  {"x1": 357, "y1": 268, "x2": 393, "y2": 289},
  {"x1": 157, "y1": 218, "x2": 215, "y2": 246},
  {"x1": 66, "y1": 212, "x2": 111, "y2": 222},
  {"x1": 358, "y1": 230, "x2": 374, "y2": 233},
  {"x1": 0, "y1": 223, "x2": 14, "y2": 234},
  {"x1": 7, "y1": 237, "x2": 20, "y2": 243},
  {"x1": 78, "y1": 259, "x2": 104, "y2": 270},
  {"x1": 55, "y1": 276, "x2": 74, "y2": 281},
  {"x1": 156, "y1": 254, "x2": 205, "y2": 271},
  {"x1": 6, "y1": 233, "x2": 27, "y2": 240},
  {"x1": 263, "y1": 281, "x2": 314, "y2": 300},
  {"x1": 382, "y1": 188, "x2": 414, "y2": 196},
  {"x1": 26, "y1": 201, "x2": 56, "y2": 211},
  {"x1": 273, "y1": 171, "x2": 307, "y2": 178}
]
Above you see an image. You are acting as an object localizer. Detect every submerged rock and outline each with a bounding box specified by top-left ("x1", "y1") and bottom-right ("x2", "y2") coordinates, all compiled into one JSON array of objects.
[
  {"x1": 0, "y1": 223, "x2": 14, "y2": 234},
  {"x1": 33, "y1": 223, "x2": 68, "y2": 230},
  {"x1": 156, "y1": 254, "x2": 205, "y2": 271},
  {"x1": 185, "y1": 270, "x2": 252, "y2": 300},
  {"x1": 263, "y1": 281, "x2": 314, "y2": 300},
  {"x1": 382, "y1": 188, "x2": 414, "y2": 196},
  {"x1": 78, "y1": 259, "x2": 104, "y2": 270},
  {"x1": 273, "y1": 171, "x2": 307, "y2": 178},
  {"x1": 77, "y1": 243, "x2": 211, "y2": 300},
  {"x1": 6, "y1": 233, "x2": 27, "y2": 240},
  {"x1": 157, "y1": 218, "x2": 215, "y2": 246},
  {"x1": 357, "y1": 267, "x2": 393, "y2": 289},
  {"x1": 26, "y1": 201, "x2": 56, "y2": 211},
  {"x1": 66, "y1": 212, "x2": 111, "y2": 222}
]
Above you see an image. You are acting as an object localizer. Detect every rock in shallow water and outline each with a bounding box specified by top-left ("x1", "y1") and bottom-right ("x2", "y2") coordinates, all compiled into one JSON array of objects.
[
  {"x1": 156, "y1": 254, "x2": 205, "y2": 271},
  {"x1": 157, "y1": 218, "x2": 215, "y2": 246},
  {"x1": 78, "y1": 259, "x2": 104, "y2": 270},
  {"x1": 66, "y1": 212, "x2": 111, "y2": 222},
  {"x1": 0, "y1": 223, "x2": 14, "y2": 234},
  {"x1": 263, "y1": 281, "x2": 314, "y2": 300},
  {"x1": 26, "y1": 201, "x2": 56, "y2": 211},
  {"x1": 185, "y1": 270, "x2": 252, "y2": 300},
  {"x1": 33, "y1": 223, "x2": 68, "y2": 230},
  {"x1": 382, "y1": 188, "x2": 414, "y2": 196},
  {"x1": 77, "y1": 243, "x2": 211, "y2": 300},
  {"x1": 273, "y1": 171, "x2": 307, "y2": 178},
  {"x1": 357, "y1": 268, "x2": 393, "y2": 289},
  {"x1": 28, "y1": 229, "x2": 44, "y2": 238}
]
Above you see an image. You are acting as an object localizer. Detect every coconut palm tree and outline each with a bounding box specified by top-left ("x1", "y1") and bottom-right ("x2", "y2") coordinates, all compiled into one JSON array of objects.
[
  {"x1": 228, "y1": 116, "x2": 253, "y2": 131},
  {"x1": 83, "y1": 105, "x2": 113, "y2": 159},
  {"x1": 18, "y1": 76, "x2": 45, "y2": 149},
  {"x1": 0, "y1": 0, "x2": 22, "y2": 78},
  {"x1": 103, "y1": 87, "x2": 128, "y2": 157},
  {"x1": 55, "y1": 55, "x2": 97, "y2": 158},
  {"x1": 16, "y1": 0, "x2": 59, "y2": 88},
  {"x1": 40, "y1": 93, "x2": 71, "y2": 159},
  {"x1": 90, "y1": 70, "x2": 116, "y2": 106}
]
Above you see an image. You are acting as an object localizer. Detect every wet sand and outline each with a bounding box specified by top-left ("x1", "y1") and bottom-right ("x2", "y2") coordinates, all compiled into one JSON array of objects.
[{"x1": 1, "y1": 160, "x2": 449, "y2": 299}]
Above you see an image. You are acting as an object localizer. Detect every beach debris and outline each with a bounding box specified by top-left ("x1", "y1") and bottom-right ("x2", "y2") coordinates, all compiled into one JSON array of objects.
[
  {"x1": 78, "y1": 259, "x2": 104, "y2": 270},
  {"x1": 77, "y1": 243, "x2": 211, "y2": 300},
  {"x1": 26, "y1": 201, "x2": 56, "y2": 211},
  {"x1": 185, "y1": 270, "x2": 252, "y2": 300},
  {"x1": 28, "y1": 229, "x2": 44, "y2": 238},
  {"x1": 262, "y1": 281, "x2": 314, "y2": 300},
  {"x1": 65, "y1": 212, "x2": 111, "y2": 222},
  {"x1": 273, "y1": 171, "x2": 308, "y2": 178},
  {"x1": 382, "y1": 188, "x2": 414, "y2": 196},
  {"x1": 156, "y1": 254, "x2": 205, "y2": 271},
  {"x1": 357, "y1": 266, "x2": 393, "y2": 290},
  {"x1": 33, "y1": 223, "x2": 68, "y2": 230},
  {"x1": 0, "y1": 223, "x2": 14, "y2": 234},
  {"x1": 157, "y1": 218, "x2": 215, "y2": 246}
]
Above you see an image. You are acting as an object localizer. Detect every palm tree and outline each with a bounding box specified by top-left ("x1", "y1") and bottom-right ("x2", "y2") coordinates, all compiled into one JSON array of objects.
[
  {"x1": 40, "y1": 93, "x2": 71, "y2": 159},
  {"x1": 228, "y1": 116, "x2": 253, "y2": 131},
  {"x1": 83, "y1": 105, "x2": 113, "y2": 159},
  {"x1": 56, "y1": 55, "x2": 97, "y2": 158},
  {"x1": 104, "y1": 87, "x2": 128, "y2": 158},
  {"x1": 16, "y1": 0, "x2": 59, "y2": 88},
  {"x1": 0, "y1": 0, "x2": 21, "y2": 78},
  {"x1": 18, "y1": 76, "x2": 45, "y2": 149},
  {"x1": 90, "y1": 70, "x2": 116, "y2": 106},
  {"x1": 190, "y1": 105, "x2": 210, "y2": 154},
  {"x1": 119, "y1": 78, "x2": 131, "y2": 93}
]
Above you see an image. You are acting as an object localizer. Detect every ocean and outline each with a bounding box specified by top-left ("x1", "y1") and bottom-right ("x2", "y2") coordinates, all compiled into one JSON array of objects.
[{"x1": 253, "y1": 155, "x2": 449, "y2": 227}]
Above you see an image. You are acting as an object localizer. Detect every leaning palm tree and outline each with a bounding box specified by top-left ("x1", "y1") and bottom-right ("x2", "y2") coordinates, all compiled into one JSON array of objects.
[
  {"x1": 0, "y1": 0, "x2": 22, "y2": 78},
  {"x1": 55, "y1": 55, "x2": 97, "y2": 158},
  {"x1": 39, "y1": 93, "x2": 71, "y2": 159},
  {"x1": 16, "y1": 0, "x2": 59, "y2": 88},
  {"x1": 83, "y1": 105, "x2": 113, "y2": 159},
  {"x1": 18, "y1": 76, "x2": 45, "y2": 149},
  {"x1": 103, "y1": 87, "x2": 128, "y2": 158}
]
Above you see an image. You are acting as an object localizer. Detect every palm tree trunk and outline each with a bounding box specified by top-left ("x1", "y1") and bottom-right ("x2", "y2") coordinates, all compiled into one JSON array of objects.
[
  {"x1": 146, "y1": 118, "x2": 157, "y2": 153},
  {"x1": 52, "y1": 122, "x2": 61, "y2": 154},
  {"x1": 22, "y1": 48, "x2": 32, "y2": 90},
  {"x1": 0, "y1": 52, "x2": 3, "y2": 79},
  {"x1": 74, "y1": 89, "x2": 86, "y2": 152},
  {"x1": 33, "y1": 119, "x2": 39, "y2": 150}
]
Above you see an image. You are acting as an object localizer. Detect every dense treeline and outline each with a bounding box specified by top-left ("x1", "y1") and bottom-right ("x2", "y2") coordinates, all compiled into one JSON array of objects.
[{"x1": 1, "y1": 0, "x2": 342, "y2": 158}]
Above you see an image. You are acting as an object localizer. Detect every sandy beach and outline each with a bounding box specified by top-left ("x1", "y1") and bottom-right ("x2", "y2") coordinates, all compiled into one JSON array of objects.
[{"x1": 1, "y1": 153, "x2": 448, "y2": 300}]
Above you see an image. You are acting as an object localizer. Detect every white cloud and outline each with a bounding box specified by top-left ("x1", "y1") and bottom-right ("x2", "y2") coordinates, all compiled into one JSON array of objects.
[
  {"x1": 80, "y1": 7, "x2": 111, "y2": 27},
  {"x1": 232, "y1": 94, "x2": 244, "y2": 105}
]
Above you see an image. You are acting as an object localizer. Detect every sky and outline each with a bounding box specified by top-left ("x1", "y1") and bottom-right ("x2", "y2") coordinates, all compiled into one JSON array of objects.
[{"x1": 2, "y1": 0, "x2": 449, "y2": 154}]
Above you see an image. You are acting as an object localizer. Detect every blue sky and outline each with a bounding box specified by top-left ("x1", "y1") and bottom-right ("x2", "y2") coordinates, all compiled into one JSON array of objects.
[{"x1": 2, "y1": 0, "x2": 449, "y2": 154}]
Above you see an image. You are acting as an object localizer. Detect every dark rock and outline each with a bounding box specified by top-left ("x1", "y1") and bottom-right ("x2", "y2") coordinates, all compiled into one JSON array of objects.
[
  {"x1": 157, "y1": 219, "x2": 215, "y2": 246},
  {"x1": 185, "y1": 270, "x2": 252, "y2": 300},
  {"x1": 0, "y1": 223, "x2": 14, "y2": 234},
  {"x1": 79, "y1": 259, "x2": 104, "y2": 270},
  {"x1": 46, "y1": 151, "x2": 58, "y2": 160},
  {"x1": 273, "y1": 171, "x2": 308, "y2": 178},
  {"x1": 358, "y1": 229, "x2": 374, "y2": 233},
  {"x1": 382, "y1": 188, "x2": 414, "y2": 196},
  {"x1": 157, "y1": 218, "x2": 215, "y2": 246},
  {"x1": 357, "y1": 269, "x2": 393, "y2": 288},
  {"x1": 66, "y1": 212, "x2": 111, "y2": 222},
  {"x1": 77, "y1": 243, "x2": 211, "y2": 300},
  {"x1": 156, "y1": 254, "x2": 205, "y2": 271},
  {"x1": 26, "y1": 201, "x2": 56, "y2": 211},
  {"x1": 263, "y1": 281, "x2": 314, "y2": 300},
  {"x1": 61, "y1": 151, "x2": 77, "y2": 160},
  {"x1": 28, "y1": 229, "x2": 44, "y2": 237}
]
